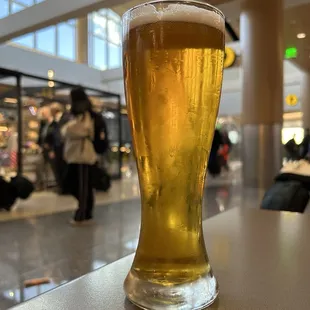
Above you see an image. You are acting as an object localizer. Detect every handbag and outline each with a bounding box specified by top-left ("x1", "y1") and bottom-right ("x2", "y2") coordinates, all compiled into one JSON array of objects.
[
  {"x1": 10, "y1": 175, "x2": 34, "y2": 199},
  {"x1": 92, "y1": 164, "x2": 111, "y2": 192},
  {"x1": 0, "y1": 176, "x2": 17, "y2": 211}
]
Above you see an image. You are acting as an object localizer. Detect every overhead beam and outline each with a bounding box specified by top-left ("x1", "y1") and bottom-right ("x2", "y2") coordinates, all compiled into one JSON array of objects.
[{"x1": 0, "y1": 0, "x2": 131, "y2": 44}]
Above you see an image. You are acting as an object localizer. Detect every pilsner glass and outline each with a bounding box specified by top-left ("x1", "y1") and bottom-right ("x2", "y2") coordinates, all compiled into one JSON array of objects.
[{"x1": 123, "y1": 1, "x2": 225, "y2": 309}]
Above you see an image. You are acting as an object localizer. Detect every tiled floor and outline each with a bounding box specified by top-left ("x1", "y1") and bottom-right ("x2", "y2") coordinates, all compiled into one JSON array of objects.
[
  {"x1": 0, "y1": 162, "x2": 265, "y2": 309},
  {"x1": 0, "y1": 173, "x2": 141, "y2": 222}
]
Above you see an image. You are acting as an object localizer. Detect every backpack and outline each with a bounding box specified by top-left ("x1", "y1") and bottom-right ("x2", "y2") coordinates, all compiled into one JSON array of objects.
[
  {"x1": 10, "y1": 175, "x2": 34, "y2": 199},
  {"x1": 92, "y1": 113, "x2": 109, "y2": 154},
  {"x1": 208, "y1": 153, "x2": 221, "y2": 177},
  {"x1": 0, "y1": 177, "x2": 17, "y2": 211},
  {"x1": 92, "y1": 165, "x2": 111, "y2": 192},
  {"x1": 261, "y1": 180, "x2": 309, "y2": 213}
]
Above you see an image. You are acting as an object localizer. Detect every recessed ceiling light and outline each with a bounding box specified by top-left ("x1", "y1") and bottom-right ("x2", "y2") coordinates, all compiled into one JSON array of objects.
[{"x1": 297, "y1": 33, "x2": 306, "y2": 39}]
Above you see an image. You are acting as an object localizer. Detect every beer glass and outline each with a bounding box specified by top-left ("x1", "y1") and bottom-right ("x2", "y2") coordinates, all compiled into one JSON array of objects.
[{"x1": 123, "y1": 1, "x2": 225, "y2": 309}]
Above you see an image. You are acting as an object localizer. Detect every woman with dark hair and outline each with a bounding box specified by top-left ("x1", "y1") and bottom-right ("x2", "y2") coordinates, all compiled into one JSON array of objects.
[{"x1": 62, "y1": 87, "x2": 97, "y2": 225}]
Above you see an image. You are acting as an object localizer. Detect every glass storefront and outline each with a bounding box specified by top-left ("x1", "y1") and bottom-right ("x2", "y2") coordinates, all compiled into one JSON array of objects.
[{"x1": 0, "y1": 68, "x2": 123, "y2": 182}]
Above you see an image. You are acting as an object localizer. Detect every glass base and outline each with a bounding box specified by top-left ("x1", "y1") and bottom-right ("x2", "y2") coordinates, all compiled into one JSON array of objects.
[{"x1": 124, "y1": 270, "x2": 219, "y2": 310}]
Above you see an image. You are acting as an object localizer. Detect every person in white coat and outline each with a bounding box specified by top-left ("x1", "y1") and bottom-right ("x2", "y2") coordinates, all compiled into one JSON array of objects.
[{"x1": 62, "y1": 88, "x2": 97, "y2": 225}]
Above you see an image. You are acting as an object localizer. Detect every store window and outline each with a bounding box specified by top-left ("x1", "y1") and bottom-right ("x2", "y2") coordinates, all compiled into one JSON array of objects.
[
  {"x1": 0, "y1": 0, "x2": 9, "y2": 18},
  {"x1": 36, "y1": 26, "x2": 56, "y2": 55},
  {"x1": 57, "y1": 22, "x2": 76, "y2": 60}
]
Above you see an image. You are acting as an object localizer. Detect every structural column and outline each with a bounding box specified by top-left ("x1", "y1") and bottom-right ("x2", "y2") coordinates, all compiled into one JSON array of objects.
[
  {"x1": 77, "y1": 16, "x2": 88, "y2": 64},
  {"x1": 240, "y1": 0, "x2": 283, "y2": 188},
  {"x1": 301, "y1": 73, "x2": 310, "y2": 129}
]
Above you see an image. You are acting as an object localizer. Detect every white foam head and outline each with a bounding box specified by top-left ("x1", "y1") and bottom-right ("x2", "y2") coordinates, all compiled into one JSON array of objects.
[{"x1": 123, "y1": 2, "x2": 225, "y2": 36}]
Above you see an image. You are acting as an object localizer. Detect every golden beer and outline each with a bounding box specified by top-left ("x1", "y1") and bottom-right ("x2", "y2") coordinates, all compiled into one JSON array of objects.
[{"x1": 123, "y1": 2, "x2": 225, "y2": 309}]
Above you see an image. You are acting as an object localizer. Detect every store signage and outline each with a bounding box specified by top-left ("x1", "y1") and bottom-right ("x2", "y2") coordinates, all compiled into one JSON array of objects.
[
  {"x1": 285, "y1": 94, "x2": 298, "y2": 106},
  {"x1": 285, "y1": 47, "x2": 297, "y2": 59},
  {"x1": 224, "y1": 47, "x2": 236, "y2": 69}
]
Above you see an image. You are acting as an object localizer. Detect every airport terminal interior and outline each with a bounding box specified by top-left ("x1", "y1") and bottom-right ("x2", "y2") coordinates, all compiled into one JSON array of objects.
[{"x1": 0, "y1": 0, "x2": 310, "y2": 309}]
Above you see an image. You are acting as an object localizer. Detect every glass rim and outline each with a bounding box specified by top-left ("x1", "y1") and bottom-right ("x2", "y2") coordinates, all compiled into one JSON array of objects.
[{"x1": 122, "y1": 0, "x2": 225, "y2": 20}]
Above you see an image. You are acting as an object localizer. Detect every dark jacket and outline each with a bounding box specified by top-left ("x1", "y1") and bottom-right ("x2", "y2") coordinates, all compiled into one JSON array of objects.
[
  {"x1": 301, "y1": 134, "x2": 310, "y2": 158},
  {"x1": 54, "y1": 112, "x2": 72, "y2": 149},
  {"x1": 208, "y1": 129, "x2": 223, "y2": 176},
  {"x1": 37, "y1": 121, "x2": 58, "y2": 152},
  {"x1": 210, "y1": 129, "x2": 223, "y2": 158}
]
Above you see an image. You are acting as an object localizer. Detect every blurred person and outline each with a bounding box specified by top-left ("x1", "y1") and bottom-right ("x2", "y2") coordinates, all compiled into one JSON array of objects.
[
  {"x1": 50, "y1": 102, "x2": 71, "y2": 194},
  {"x1": 50, "y1": 102, "x2": 71, "y2": 129},
  {"x1": 5, "y1": 120, "x2": 18, "y2": 171},
  {"x1": 36, "y1": 106, "x2": 57, "y2": 190},
  {"x1": 219, "y1": 131, "x2": 232, "y2": 171},
  {"x1": 301, "y1": 128, "x2": 310, "y2": 159},
  {"x1": 62, "y1": 87, "x2": 98, "y2": 225},
  {"x1": 208, "y1": 129, "x2": 223, "y2": 177},
  {"x1": 285, "y1": 134, "x2": 299, "y2": 161}
]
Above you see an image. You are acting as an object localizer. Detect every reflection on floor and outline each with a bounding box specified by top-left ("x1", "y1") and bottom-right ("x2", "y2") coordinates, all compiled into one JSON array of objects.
[
  {"x1": 0, "y1": 176, "x2": 141, "y2": 222},
  {"x1": 0, "y1": 162, "x2": 242, "y2": 222},
  {"x1": 0, "y1": 162, "x2": 265, "y2": 308}
]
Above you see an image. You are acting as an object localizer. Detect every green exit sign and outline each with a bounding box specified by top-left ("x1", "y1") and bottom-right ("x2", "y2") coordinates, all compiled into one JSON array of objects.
[{"x1": 285, "y1": 47, "x2": 297, "y2": 59}]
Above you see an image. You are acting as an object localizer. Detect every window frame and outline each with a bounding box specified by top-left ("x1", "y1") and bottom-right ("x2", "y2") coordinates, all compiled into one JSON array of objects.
[
  {"x1": 56, "y1": 21, "x2": 77, "y2": 61},
  {"x1": 88, "y1": 9, "x2": 122, "y2": 70},
  {"x1": 6, "y1": 3, "x2": 123, "y2": 69},
  {"x1": 35, "y1": 25, "x2": 57, "y2": 55}
]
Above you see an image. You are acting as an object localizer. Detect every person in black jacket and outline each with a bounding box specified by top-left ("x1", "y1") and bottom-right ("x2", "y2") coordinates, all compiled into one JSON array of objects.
[
  {"x1": 50, "y1": 102, "x2": 71, "y2": 194},
  {"x1": 208, "y1": 129, "x2": 223, "y2": 177},
  {"x1": 285, "y1": 135, "x2": 299, "y2": 160},
  {"x1": 36, "y1": 106, "x2": 58, "y2": 190},
  {"x1": 301, "y1": 128, "x2": 310, "y2": 159}
]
